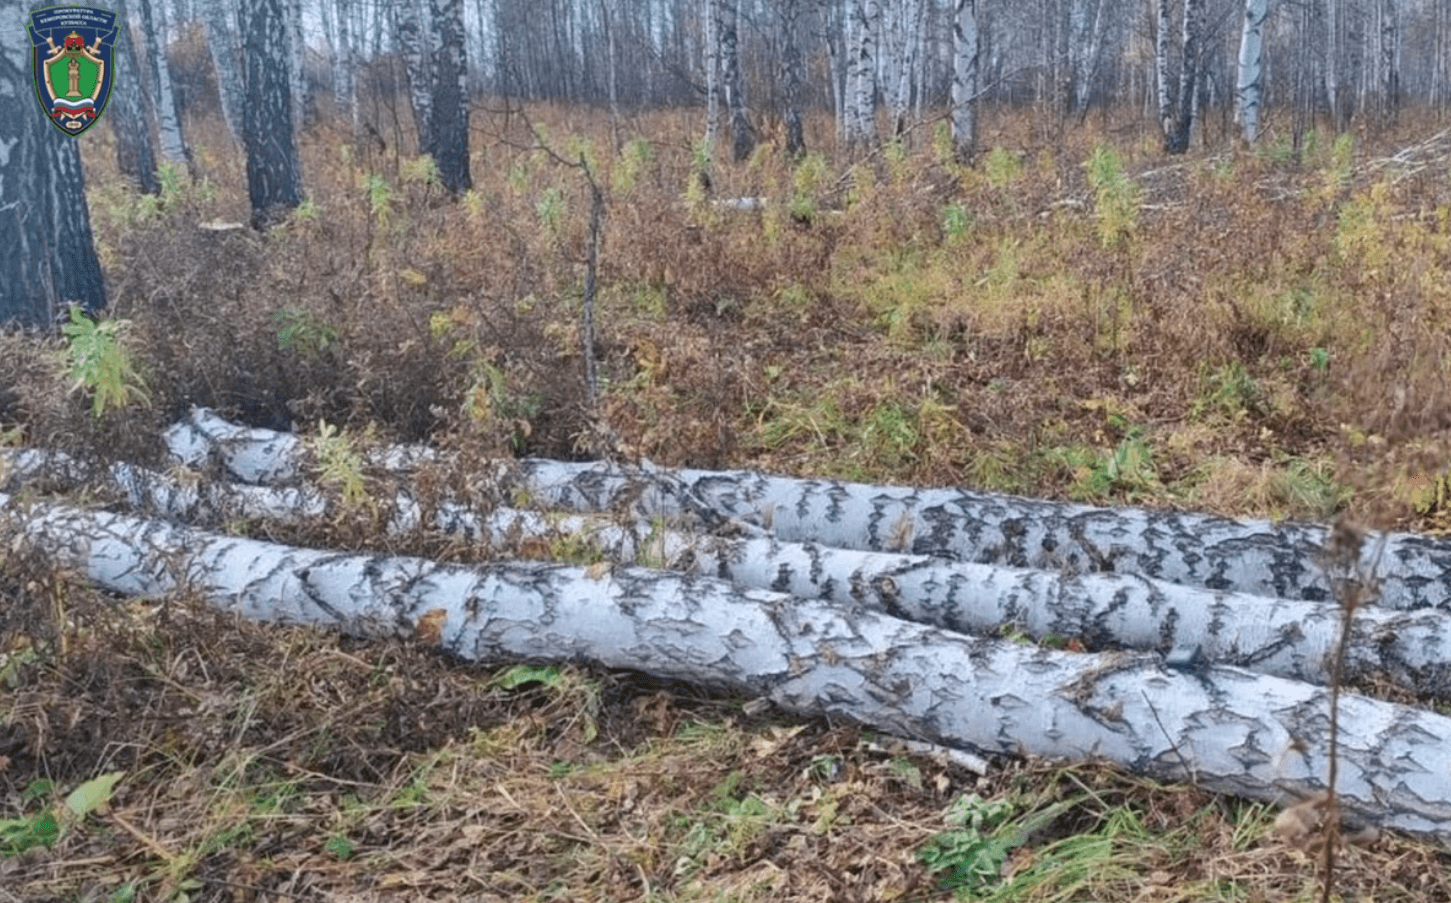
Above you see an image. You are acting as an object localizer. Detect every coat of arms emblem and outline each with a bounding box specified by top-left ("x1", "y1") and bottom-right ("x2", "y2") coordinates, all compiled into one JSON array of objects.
[{"x1": 28, "y1": 6, "x2": 119, "y2": 136}]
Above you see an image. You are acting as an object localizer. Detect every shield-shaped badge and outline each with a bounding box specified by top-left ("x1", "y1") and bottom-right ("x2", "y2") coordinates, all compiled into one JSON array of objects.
[{"x1": 28, "y1": 6, "x2": 120, "y2": 137}]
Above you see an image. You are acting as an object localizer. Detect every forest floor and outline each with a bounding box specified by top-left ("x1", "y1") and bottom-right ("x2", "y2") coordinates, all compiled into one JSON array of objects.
[{"x1": 7, "y1": 102, "x2": 1451, "y2": 900}]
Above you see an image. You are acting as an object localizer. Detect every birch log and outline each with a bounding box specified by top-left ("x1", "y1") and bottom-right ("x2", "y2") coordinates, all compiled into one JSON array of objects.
[
  {"x1": 16, "y1": 451, "x2": 1451, "y2": 700},
  {"x1": 8, "y1": 493, "x2": 1451, "y2": 841},
  {"x1": 164, "y1": 411, "x2": 1451, "y2": 612}
]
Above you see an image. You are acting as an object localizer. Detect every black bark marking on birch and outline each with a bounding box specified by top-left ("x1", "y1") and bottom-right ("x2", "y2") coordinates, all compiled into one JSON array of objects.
[
  {"x1": 1237, "y1": 622, "x2": 1305, "y2": 670},
  {"x1": 806, "y1": 542, "x2": 825, "y2": 586},
  {"x1": 772, "y1": 561, "x2": 795, "y2": 594},
  {"x1": 1067, "y1": 518, "x2": 1116, "y2": 573},
  {"x1": 873, "y1": 575, "x2": 906, "y2": 621}
]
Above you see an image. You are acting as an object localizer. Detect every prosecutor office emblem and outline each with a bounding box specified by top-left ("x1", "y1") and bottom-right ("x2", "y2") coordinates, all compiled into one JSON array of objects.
[{"x1": 28, "y1": 5, "x2": 120, "y2": 136}]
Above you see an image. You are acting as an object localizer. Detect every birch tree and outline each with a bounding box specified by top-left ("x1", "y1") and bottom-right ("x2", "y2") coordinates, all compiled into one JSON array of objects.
[
  {"x1": 14, "y1": 493, "x2": 1451, "y2": 842},
  {"x1": 703, "y1": 0, "x2": 719, "y2": 161},
  {"x1": 1163, "y1": 0, "x2": 1204, "y2": 153},
  {"x1": 1236, "y1": 0, "x2": 1268, "y2": 143},
  {"x1": 718, "y1": 0, "x2": 752, "y2": 162},
  {"x1": 241, "y1": 0, "x2": 304, "y2": 229},
  {"x1": 1376, "y1": 0, "x2": 1400, "y2": 122},
  {"x1": 429, "y1": 0, "x2": 471, "y2": 194},
  {"x1": 1325, "y1": 0, "x2": 1341, "y2": 127},
  {"x1": 137, "y1": 0, "x2": 189, "y2": 166},
  {"x1": 285, "y1": 0, "x2": 308, "y2": 127},
  {"x1": 201, "y1": 0, "x2": 243, "y2": 140},
  {"x1": 395, "y1": 0, "x2": 434, "y2": 154},
  {"x1": 0, "y1": 2, "x2": 107, "y2": 328},
  {"x1": 778, "y1": 0, "x2": 806, "y2": 157},
  {"x1": 333, "y1": 0, "x2": 358, "y2": 132},
  {"x1": 1155, "y1": 0, "x2": 1173, "y2": 138},
  {"x1": 111, "y1": 0, "x2": 161, "y2": 195},
  {"x1": 53, "y1": 450, "x2": 1451, "y2": 703},
  {"x1": 845, "y1": 0, "x2": 879, "y2": 149},
  {"x1": 951, "y1": 0, "x2": 979, "y2": 160},
  {"x1": 1067, "y1": 0, "x2": 1106, "y2": 115}
]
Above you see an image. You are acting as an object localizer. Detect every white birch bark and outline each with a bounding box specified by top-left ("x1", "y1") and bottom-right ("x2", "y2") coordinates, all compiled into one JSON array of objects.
[
  {"x1": 201, "y1": 0, "x2": 243, "y2": 140},
  {"x1": 1068, "y1": 0, "x2": 1105, "y2": 115},
  {"x1": 285, "y1": 0, "x2": 307, "y2": 127},
  {"x1": 779, "y1": 0, "x2": 806, "y2": 157},
  {"x1": 1325, "y1": 0, "x2": 1339, "y2": 126},
  {"x1": 10, "y1": 493, "x2": 1451, "y2": 841},
  {"x1": 1237, "y1": 0, "x2": 1268, "y2": 143},
  {"x1": 1167, "y1": 0, "x2": 1203, "y2": 153},
  {"x1": 719, "y1": 0, "x2": 752, "y2": 162},
  {"x1": 1378, "y1": 0, "x2": 1399, "y2": 118},
  {"x1": 1154, "y1": 0, "x2": 1172, "y2": 137},
  {"x1": 703, "y1": 0, "x2": 720, "y2": 161},
  {"x1": 138, "y1": 0, "x2": 188, "y2": 164},
  {"x1": 950, "y1": 0, "x2": 978, "y2": 160},
  {"x1": 22, "y1": 448, "x2": 1450, "y2": 701},
  {"x1": 161, "y1": 410, "x2": 1451, "y2": 614},
  {"x1": 395, "y1": 0, "x2": 434, "y2": 154},
  {"x1": 847, "y1": 0, "x2": 879, "y2": 149},
  {"x1": 335, "y1": 0, "x2": 359, "y2": 132}
]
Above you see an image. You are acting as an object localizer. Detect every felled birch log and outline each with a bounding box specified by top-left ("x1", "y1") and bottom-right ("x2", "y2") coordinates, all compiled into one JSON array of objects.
[
  {"x1": 7, "y1": 492, "x2": 1451, "y2": 841},
  {"x1": 79, "y1": 456, "x2": 1451, "y2": 699},
  {"x1": 167, "y1": 408, "x2": 1451, "y2": 612}
]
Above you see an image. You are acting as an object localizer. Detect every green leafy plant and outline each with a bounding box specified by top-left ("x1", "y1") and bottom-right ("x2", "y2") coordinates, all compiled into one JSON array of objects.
[
  {"x1": 536, "y1": 185, "x2": 566, "y2": 232},
  {"x1": 614, "y1": 136, "x2": 654, "y2": 195},
  {"x1": 983, "y1": 146, "x2": 1022, "y2": 189},
  {"x1": 1, "y1": 771, "x2": 124, "y2": 858},
  {"x1": 918, "y1": 794, "x2": 1019, "y2": 894},
  {"x1": 790, "y1": 152, "x2": 830, "y2": 222},
  {"x1": 60, "y1": 304, "x2": 151, "y2": 419},
  {"x1": 311, "y1": 421, "x2": 371, "y2": 515},
  {"x1": 401, "y1": 154, "x2": 440, "y2": 187},
  {"x1": 494, "y1": 664, "x2": 565, "y2": 690},
  {"x1": 942, "y1": 203, "x2": 972, "y2": 242},
  {"x1": 363, "y1": 173, "x2": 393, "y2": 227},
  {"x1": 274, "y1": 305, "x2": 339, "y2": 361},
  {"x1": 1085, "y1": 143, "x2": 1139, "y2": 249}
]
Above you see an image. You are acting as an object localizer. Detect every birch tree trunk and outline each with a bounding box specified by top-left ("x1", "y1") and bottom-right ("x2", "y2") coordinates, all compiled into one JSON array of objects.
[
  {"x1": 395, "y1": 0, "x2": 434, "y2": 155},
  {"x1": 69, "y1": 453, "x2": 1451, "y2": 702},
  {"x1": 1377, "y1": 0, "x2": 1399, "y2": 123},
  {"x1": 1236, "y1": 0, "x2": 1268, "y2": 143},
  {"x1": 719, "y1": 0, "x2": 753, "y2": 162},
  {"x1": 703, "y1": 0, "x2": 720, "y2": 164},
  {"x1": 1071, "y1": 0, "x2": 1105, "y2": 116},
  {"x1": 12, "y1": 493, "x2": 1451, "y2": 842},
  {"x1": 950, "y1": 0, "x2": 979, "y2": 161},
  {"x1": 1165, "y1": 0, "x2": 1203, "y2": 153},
  {"x1": 1325, "y1": 0, "x2": 1340, "y2": 128},
  {"x1": 1154, "y1": 0, "x2": 1173, "y2": 138},
  {"x1": 285, "y1": 0, "x2": 308, "y2": 128},
  {"x1": 334, "y1": 0, "x2": 359, "y2": 133},
  {"x1": 847, "y1": 0, "x2": 879, "y2": 150},
  {"x1": 201, "y1": 0, "x2": 243, "y2": 141},
  {"x1": 241, "y1": 0, "x2": 304, "y2": 230},
  {"x1": 161, "y1": 410, "x2": 1451, "y2": 615},
  {"x1": 429, "y1": 0, "x2": 471, "y2": 195},
  {"x1": 779, "y1": 0, "x2": 806, "y2": 158},
  {"x1": 111, "y1": 0, "x2": 161, "y2": 195},
  {"x1": 601, "y1": 0, "x2": 620, "y2": 151},
  {"x1": 137, "y1": 0, "x2": 189, "y2": 166},
  {"x1": 0, "y1": 4, "x2": 107, "y2": 328}
]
